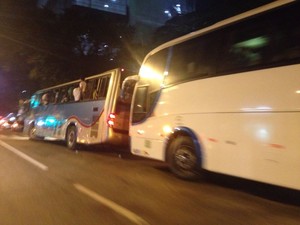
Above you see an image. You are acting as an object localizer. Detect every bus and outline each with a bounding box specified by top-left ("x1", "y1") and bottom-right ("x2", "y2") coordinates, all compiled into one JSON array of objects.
[
  {"x1": 130, "y1": 0, "x2": 300, "y2": 190},
  {"x1": 24, "y1": 68, "x2": 137, "y2": 149}
]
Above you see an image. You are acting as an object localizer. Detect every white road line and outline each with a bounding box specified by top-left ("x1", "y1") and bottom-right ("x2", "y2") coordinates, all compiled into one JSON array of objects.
[
  {"x1": 11, "y1": 135, "x2": 29, "y2": 140},
  {"x1": 0, "y1": 140, "x2": 48, "y2": 171},
  {"x1": 74, "y1": 183, "x2": 150, "y2": 225},
  {"x1": 0, "y1": 134, "x2": 29, "y2": 140}
]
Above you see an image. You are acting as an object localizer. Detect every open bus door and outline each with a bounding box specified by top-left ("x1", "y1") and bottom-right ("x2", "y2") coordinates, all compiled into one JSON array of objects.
[{"x1": 107, "y1": 75, "x2": 138, "y2": 146}]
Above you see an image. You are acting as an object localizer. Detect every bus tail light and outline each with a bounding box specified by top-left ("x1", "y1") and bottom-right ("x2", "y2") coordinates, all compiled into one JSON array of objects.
[{"x1": 107, "y1": 113, "x2": 116, "y2": 127}]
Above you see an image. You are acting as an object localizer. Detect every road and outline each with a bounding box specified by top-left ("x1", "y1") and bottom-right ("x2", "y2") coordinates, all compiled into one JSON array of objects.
[{"x1": 0, "y1": 130, "x2": 300, "y2": 225}]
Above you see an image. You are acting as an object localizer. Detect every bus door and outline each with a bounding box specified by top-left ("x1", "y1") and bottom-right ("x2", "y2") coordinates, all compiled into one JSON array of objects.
[
  {"x1": 107, "y1": 75, "x2": 138, "y2": 145},
  {"x1": 113, "y1": 75, "x2": 138, "y2": 132},
  {"x1": 94, "y1": 69, "x2": 121, "y2": 142}
]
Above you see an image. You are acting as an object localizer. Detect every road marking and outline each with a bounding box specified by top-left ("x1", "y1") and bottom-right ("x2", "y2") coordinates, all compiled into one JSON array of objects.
[
  {"x1": 74, "y1": 183, "x2": 150, "y2": 225},
  {"x1": 11, "y1": 135, "x2": 30, "y2": 140},
  {"x1": 0, "y1": 140, "x2": 48, "y2": 171},
  {"x1": 0, "y1": 134, "x2": 29, "y2": 140}
]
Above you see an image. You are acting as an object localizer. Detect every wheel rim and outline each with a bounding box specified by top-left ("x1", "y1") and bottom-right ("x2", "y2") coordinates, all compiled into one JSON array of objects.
[
  {"x1": 67, "y1": 129, "x2": 75, "y2": 147},
  {"x1": 174, "y1": 145, "x2": 197, "y2": 170}
]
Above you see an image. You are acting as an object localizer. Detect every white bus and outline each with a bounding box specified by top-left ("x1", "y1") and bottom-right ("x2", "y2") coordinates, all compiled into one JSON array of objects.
[
  {"x1": 24, "y1": 68, "x2": 137, "y2": 149},
  {"x1": 130, "y1": 0, "x2": 300, "y2": 190}
]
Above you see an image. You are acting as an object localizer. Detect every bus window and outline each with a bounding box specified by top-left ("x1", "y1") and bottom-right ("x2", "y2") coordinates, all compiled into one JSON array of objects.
[
  {"x1": 132, "y1": 86, "x2": 148, "y2": 123},
  {"x1": 67, "y1": 85, "x2": 75, "y2": 102},
  {"x1": 133, "y1": 49, "x2": 168, "y2": 123},
  {"x1": 84, "y1": 78, "x2": 97, "y2": 100},
  {"x1": 91, "y1": 79, "x2": 100, "y2": 100},
  {"x1": 98, "y1": 76, "x2": 110, "y2": 98},
  {"x1": 218, "y1": 16, "x2": 273, "y2": 73},
  {"x1": 60, "y1": 88, "x2": 69, "y2": 103},
  {"x1": 218, "y1": 2, "x2": 300, "y2": 74},
  {"x1": 166, "y1": 33, "x2": 219, "y2": 85}
]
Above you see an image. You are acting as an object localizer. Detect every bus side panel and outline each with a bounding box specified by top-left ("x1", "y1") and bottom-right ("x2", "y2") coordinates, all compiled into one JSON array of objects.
[
  {"x1": 193, "y1": 112, "x2": 300, "y2": 190},
  {"x1": 32, "y1": 100, "x2": 106, "y2": 144}
]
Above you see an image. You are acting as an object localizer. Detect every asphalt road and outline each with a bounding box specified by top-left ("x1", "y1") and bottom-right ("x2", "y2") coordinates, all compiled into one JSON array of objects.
[{"x1": 1, "y1": 130, "x2": 300, "y2": 225}]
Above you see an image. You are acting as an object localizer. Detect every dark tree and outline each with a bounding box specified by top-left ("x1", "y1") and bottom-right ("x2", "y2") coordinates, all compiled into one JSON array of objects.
[{"x1": 0, "y1": 3, "x2": 137, "y2": 114}]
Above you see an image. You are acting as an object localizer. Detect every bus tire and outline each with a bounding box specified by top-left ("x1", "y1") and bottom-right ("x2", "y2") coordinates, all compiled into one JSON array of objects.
[
  {"x1": 168, "y1": 136, "x2": 199, "y2": 180},
  {"x1": 66, "y1": 126, "x2": 77, "y2": 150}
]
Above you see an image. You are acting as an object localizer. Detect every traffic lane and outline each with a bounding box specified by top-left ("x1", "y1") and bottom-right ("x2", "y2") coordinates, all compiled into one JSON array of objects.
[
  {"x1": 2, "y1": 137, "x2": 300, "y2": 225},
  {"x1": 0, "y1": 140, "x2": 146, "y2": 225}
]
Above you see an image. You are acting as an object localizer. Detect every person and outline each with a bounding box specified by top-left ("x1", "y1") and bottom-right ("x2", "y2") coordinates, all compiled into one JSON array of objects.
[
  {"x1": 61, "y1": 94, "x2": 68, "y2": 103},
  {"x1": 92, "y1": 89, "x2": 98, "y2": 100},
  {"x1": 41, "y1": 93, "x2": 49, "y2": 105},
  {"x1": 73, "y1": 85, "x2": 81, "y2": 101},
  {"x1": 79, "y1": 77, "x2": 87, "y2": 100},
  {"x1": 54, "y1": 89, "x2": 59, "y2": 104},
  {"x1": 61, "y1": 89, "x2": 69, "y2": 103}
]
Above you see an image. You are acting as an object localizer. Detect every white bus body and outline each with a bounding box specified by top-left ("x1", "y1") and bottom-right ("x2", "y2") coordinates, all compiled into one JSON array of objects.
[
  {"x1": 24, "y1": 68, "x2": 137, "y2": 149},
  {"x1": 130, "y1": 0, "x2": 300, "y2": 190}
]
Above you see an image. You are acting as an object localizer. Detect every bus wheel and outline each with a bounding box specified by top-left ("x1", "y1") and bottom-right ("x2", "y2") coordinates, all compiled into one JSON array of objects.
[
  {"x1": 168, "y1": 136, "x2": 199, "y2": 180},
  {"x1": 66, "y1": 126, "x2": 77, "y2": 150}
]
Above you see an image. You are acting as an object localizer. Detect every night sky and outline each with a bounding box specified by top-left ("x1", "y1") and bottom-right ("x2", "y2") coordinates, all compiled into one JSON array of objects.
[{"x1": 0, "y1": 0, "x2": 274, "y2": 115}]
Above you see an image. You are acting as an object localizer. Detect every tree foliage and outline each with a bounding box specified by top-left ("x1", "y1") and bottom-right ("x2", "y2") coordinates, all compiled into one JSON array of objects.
[{"x1": 0, "y1": 3, "x2": 137, "y2": 113}]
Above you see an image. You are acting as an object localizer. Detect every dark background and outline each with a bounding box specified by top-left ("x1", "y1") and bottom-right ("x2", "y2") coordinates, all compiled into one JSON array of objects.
[{"x1": 0, "y1": 0, "x2": 273, "y2": 115}]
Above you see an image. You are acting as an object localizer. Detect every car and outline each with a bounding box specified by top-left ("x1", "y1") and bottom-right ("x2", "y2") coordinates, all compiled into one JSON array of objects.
[
  {"x1": 0, "y1": 113, "x2": 17, "y2": 129},
  {"x1": 11, "y1": 114, "x2": 27, "y2": 132}
]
